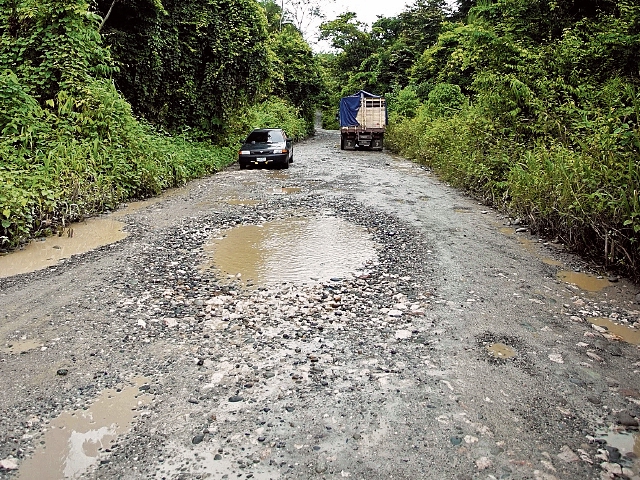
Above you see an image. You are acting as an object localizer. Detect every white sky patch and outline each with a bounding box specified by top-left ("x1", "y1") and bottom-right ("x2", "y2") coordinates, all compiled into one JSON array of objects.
[{"x1": 310, "y1": 0, "x2": 458, "y2": 51}]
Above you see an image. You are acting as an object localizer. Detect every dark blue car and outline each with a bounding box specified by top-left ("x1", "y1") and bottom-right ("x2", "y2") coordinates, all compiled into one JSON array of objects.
[{"x1": 238, "y1": 128, "x2": 293, "y2": 170}]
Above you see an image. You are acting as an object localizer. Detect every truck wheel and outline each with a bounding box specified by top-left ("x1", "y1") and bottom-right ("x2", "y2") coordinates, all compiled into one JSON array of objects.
[{"x1": 340, "y1": 137, "x2": 345, "y2": 150}]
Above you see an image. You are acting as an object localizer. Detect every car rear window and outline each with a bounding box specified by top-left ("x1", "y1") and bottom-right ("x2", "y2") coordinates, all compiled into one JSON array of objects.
[{"x1": 246, "y1": 130, "x2": 284, "y2": 143}]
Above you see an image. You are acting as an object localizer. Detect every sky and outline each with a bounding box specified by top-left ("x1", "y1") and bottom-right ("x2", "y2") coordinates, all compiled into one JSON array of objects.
[
  {"x1": 326, "y1": 0, "x2": 411, "y2": 27},
  {"x1": 309, "y1": 0, "x2": 457, "y2": 51}
]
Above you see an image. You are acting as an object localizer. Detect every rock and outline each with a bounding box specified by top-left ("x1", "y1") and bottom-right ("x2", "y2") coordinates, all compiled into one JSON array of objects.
[
  {"x1": 214, "y1": 454, "x2": 222, "y2": 460},
  {"x1": 164, "y1": 318, "x2": 178, "y2": 327},
  {"x1": 557, "y1": 445, "x2": 579, "y2": 463},
  {"x1": 586, "y1": 351, "x2": 604, "y2": 362},
  {"x1": 515, "y1": 227, "x2": 527, "y2": 233},
  {"x1": 56, "y1": 368, "x2": 68, "y2": 376},
  {"x1": 587, "y1": 396, "x2": 602, "y2": 406},
  {"x1": 395, "y1": 330, "x2": 412, "y2": 339},
  {"x1": 0, "y1": 459, "x2": 18, "y2": 470},
  {"x1": 450, "y1": 436, "x2": 462, "y2": 446},
  {"x1": 192, "y1": 434, "x2": 204, "y2": 444},
  {"x1": 475, "y1": 457, "x2": 492, "y2": 470},
  {"x1": 600, "y1": 462, "x2": 623, "y2": 476},
  {"x1": 616, "y1": 411, "x2": 639, "y2": 427},
  {"x1": 388, "y1": 309, "x2": 403, "y2": 318},
  {"x1": 229, "y1": 395, "x2": 244, "y2": 402},
  {"x1": 548, "y1": 354, "x2": 564, "y2": 364},
  {"x1": 187, "y1": 398, "x2": 199, "y2": 404}
]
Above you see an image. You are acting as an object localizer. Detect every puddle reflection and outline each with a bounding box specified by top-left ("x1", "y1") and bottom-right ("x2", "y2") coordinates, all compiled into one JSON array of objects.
[
  {"x1": 597, "y1": 428, "x2": 640, "y2": 474},
  {"x1": 588, "y1": 318, "x2": 640, "y2": 345},
  {"x1": 18, "y1": 378, "x2": 152, "y2": 479},
  {"x1": 557, "y1": 271, "x2": 611, "y2": 292},
  {"x1": 487, "y1": 343, "x2": 517, "y2": 359},
  {"x1": 201, "y1": 216, "x2": 377, "y2": 286},
  {"x1": 0, "y1": 218, "x2": 127, "y2": 278}
]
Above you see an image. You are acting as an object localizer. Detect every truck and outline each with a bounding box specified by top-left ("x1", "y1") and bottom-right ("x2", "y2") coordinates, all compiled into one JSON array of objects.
[{"x1": 339, "y1": 90, "x2": 387, "y2": 151}]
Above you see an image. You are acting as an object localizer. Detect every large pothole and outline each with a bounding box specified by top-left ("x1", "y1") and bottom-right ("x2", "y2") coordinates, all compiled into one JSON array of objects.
[{"x1": 200, "y1": 214, "x2": 377, "y2": 286}]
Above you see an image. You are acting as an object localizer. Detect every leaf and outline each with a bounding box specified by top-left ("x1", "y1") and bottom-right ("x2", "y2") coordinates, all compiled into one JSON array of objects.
[
  {"x1": 2, "y1": 208, "x2": 9, "y2": 219},
  {"x1": 1, "y1": 220, "x2": 11, "y2": 228}
]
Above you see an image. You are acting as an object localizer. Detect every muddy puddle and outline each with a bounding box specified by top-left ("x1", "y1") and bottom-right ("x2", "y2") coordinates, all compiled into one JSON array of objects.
[
  {"x1": 588, "y1": 318, "x2": 640, "y2": 345},
  {"x1": 0, "y1": 218, "x2": 127, "y2": 278},
  {"x1": 557, "y1": 271, "x2": 612, "y2": 292},
  {"x1": 17, "y1": 378, "x2": 152, "y2": 479},
  {"x1": 499, "y1": 227, "x2": 564, "y2": 267},
  {"x1": 200, "y1": 215, "x2": 377, "y2": 285},
  {"x1": 0, "y1": 188, "x2": 191, "y2": 279},
  {"x1": 487, "y1": 343, "x2": 517, "y2": 359}
]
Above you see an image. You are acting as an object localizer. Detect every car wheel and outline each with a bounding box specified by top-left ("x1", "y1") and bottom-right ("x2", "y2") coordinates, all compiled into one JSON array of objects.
[
  {"x1": 239, "y1": 163, "x2": 246, "y2": 170},
  {"x1": 281, "y1": 158, "x2": 289, "y2": 169}
]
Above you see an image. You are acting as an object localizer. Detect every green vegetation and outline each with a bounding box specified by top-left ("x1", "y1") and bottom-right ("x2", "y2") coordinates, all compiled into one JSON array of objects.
[
  {"x1": 320, "y1": 0, "x2": 640, "y2": 278},
  {"x1": 0, "y1": 0, "x2": 321, "y2": 250}
]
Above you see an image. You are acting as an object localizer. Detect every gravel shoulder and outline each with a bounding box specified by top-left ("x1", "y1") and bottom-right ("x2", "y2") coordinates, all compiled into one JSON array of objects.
[{"x1": 1, "y1": 128, "x2": 639, "y2": 480}]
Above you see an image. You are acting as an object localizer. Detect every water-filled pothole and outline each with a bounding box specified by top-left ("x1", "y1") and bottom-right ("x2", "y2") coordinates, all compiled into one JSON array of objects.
[
  {"x1": 17, "y1": 378, "x2": 152, "y2": 479},
  {"x1": 487, "y1": 343, "x2": 517, "y2": 359},
  {"x1": 0, "y1": 218, "x2": 127, "y2": 278},
  {"x1": 596, "y1": 428, "x2": 640, "y2": 473},
  {"x1": 200, "y1": 216, "x2": 377, "y2": 285},
  {"x1": 557, "y1": 271, "x2": 612, "y2": 292},
  {"x1": 588, "y1": 318, "x2": 640, "y2": 345}
]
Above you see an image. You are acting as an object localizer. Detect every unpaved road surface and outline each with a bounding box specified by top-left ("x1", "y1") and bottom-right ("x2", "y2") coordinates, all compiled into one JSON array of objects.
[{"x1": 1, "y1": 128, "x2": 640, "y2": 480}]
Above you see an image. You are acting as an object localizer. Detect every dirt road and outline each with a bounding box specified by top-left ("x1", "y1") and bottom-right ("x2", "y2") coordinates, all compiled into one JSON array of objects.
[{"x1": 1, "y1": 128, "x2": 639, "y2": 480}]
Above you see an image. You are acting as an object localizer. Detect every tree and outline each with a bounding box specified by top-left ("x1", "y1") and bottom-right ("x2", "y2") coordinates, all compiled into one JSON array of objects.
[
  {"x1": 95, "y1": 0, "x2": 273, "y2": 134},
  {"x1": 270, "y1": 29, "x2": 324, "y2": 128}
]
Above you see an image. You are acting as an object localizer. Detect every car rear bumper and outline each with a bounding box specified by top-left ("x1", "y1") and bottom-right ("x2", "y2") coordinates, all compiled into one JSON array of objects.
[{"x1": 239, "y1": 153, "x2": 288, "y2": 167}]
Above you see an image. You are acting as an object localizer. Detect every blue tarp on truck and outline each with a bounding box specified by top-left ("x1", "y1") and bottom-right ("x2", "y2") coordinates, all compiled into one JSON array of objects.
[{"x1": 339, "y1": 90, "x2": 384, "y2": 127}]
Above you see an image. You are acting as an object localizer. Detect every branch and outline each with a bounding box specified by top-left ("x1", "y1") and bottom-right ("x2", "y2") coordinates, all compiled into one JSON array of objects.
[{"x1": 98, "y1": 0, "x2": 118, "y2": 33}]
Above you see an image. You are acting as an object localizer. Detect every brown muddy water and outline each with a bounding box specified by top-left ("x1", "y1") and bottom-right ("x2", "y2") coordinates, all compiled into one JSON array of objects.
[
  {"x1": 588, "y1": 318, "x2": 640, "y2": 345},
  {"x1": 0, "y1": 218, "x2": 127, "y2": 279},
  {"x1": 0, "y1": 190, "x2": 188, "y2": 279},
  {"x1": 200, "y1": 216, "x2": 377, "y2": 285},
  {"x1": 499, "y1": 227, "x2": 564, "y2": 267},
  {"x1": 17, "y1": 378, "x2": 152, "y2": 479},
  {"x1": 557, "y1": 271, "x2": 612, "y2": 292},
  {"x1": 487, "y1": 343, "x2": 517, "y2": 359}
]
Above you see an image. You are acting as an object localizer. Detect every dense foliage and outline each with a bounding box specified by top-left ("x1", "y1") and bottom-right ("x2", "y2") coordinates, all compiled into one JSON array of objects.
[
  {"x1": 0, "y1": 0, "x2": 322, "y2": 251},
  {"x1": 95, "y1": 0, "x2": 273, "y2": 136},
  {"x1": 321, "y1": 0, "x2": 640, "y2": 278}
]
